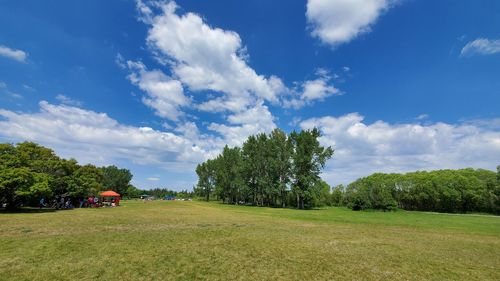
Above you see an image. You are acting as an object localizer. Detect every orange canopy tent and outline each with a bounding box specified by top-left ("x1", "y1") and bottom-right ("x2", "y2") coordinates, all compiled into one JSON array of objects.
[
  {"x1": 99, "y1": 190, "x2": 121, "y2": 206},
  {"x1": 100, "y1": 190, "x2": 120, "y2": 197}
]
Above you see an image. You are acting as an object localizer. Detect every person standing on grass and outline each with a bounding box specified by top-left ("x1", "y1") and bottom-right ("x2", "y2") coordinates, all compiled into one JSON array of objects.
[
  {"x1": 59, "y1": 196, "x2": 65, "y2": 209},
  {"x1": 39, "y1": 197, "x2": 45, "y2": 209},
  {"x1": 79, "y1": 197, "x2": 84, "y2": 208},
  {"x1": 94, "y1": 196, "x2": 99, "y2": 207},
  {"x1": 88, "y1": 196, "x2": 94, "y2": 208}
]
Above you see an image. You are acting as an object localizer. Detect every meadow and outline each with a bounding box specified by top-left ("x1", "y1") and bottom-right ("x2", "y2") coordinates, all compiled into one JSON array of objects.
[{"x1": 0, "y1": 200, "x2": 499, "y2": 281}]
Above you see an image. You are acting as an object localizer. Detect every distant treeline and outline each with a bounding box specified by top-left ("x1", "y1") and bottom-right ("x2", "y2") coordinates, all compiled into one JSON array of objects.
[
  {"x1": 338, "y1": 169, "x2": 500, "y2": 214},
  {"x1": 135, "y1": 187, "x2": 194, "y2": 199},
  {"x1": 194, "y1": 128, "x2": 333, "y2": 209},
  {"x1": 0, "y1": 142, "x2": 134, "y2": 209}
]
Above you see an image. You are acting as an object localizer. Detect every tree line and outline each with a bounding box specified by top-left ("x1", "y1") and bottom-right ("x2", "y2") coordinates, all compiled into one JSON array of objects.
[
  {"x1": 0, "y1": 142, "x2": 134, "y2": 210},
  {"x1": 336, "y1": 168, "x2": 500, "y2": 214},
  {"x1": 194, "y1": 128, "x2": 334, "y2": 209},
  {"x1": 131, "y1": 187, "x2": 194, "y2": 199}
]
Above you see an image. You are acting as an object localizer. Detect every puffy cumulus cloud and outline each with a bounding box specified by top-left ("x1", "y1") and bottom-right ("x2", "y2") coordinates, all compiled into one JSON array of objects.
[
  {"x1": 306, "y1": 0, "x2": 397, "y2": 46},
  {"x1": 0, "y1": 101, "x2": 212, "y2": 172},
  {"x1": 283, "y1": 71, "x2": 340, "y2": 109},
  {"x1": 461, "y1": 38, "x2": 500, "y2": 57},
  {"x1": 302, "y1": 77, "x2": 339, "y2": 101},
  {"x1": 129, "y1": 0, "x2": 287, "y2": 150},
  {"x1": 300, "y1": 113, "x2": 500, "y2": 185},
  {"x1": 0, "y1": 45, "x2": 27, "y2": 63},
  {"x1": 208, "y1": 102, "x2": 276, "y2": 147},
  {"x1": 126, "y1": 60, "x2": 189, "y2": 121},
  {"x1": 138, "y1": 0, "x2": 285, "y2": 112}
]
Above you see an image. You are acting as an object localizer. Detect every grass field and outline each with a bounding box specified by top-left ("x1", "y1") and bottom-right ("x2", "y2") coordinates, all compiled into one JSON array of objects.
[{"x1": 1, "y1": 201, "x2": 499, "y2": 280}]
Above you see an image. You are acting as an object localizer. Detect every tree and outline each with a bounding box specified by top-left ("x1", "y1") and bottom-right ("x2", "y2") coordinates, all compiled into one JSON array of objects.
[
  {"x1": 0, "y1": 167, "x2": 34, "y2": 210},
  {"x1": 314, "y1": 180, "x2": 331, "y2": 207},
  {"x1": 69, "y1": 164, "x2": 103, "y2": 197},
  {"x1": 0, "y1": 141, "x2": 134, "y2": 209},
  {"x1": 0, "y1": 143, "x2": 56, "y2": 208},
  {"x1": 497, "y1": 165, "x2": 500, "y2": 184},
  {"x1": 100, "y1": 165, "x2": 133, "y2": 196},
  {"x1": 0, "y1": 143, "x2": 20, "y2": 168},
  {"x1": 242, "y1": 135, "x2": 260, "y2": 205},
  {"x1": 196, "y1": 159, "x2": 216, "y2": 201},
  {"x1": 195, "y1": 128, "x2": 334, "y2": 209},
  {"x1": 15, "y1": 142, "x2": 61, "y2": 175},
  {"x1": 214, "y1": 146, "x2": 244, "y2": 204},
  {"x1": 343, "y1": 168, "x2": 499, "y2": 213},
  {"x1": 125, "y1": 184, "x2": 141, "y2": 198},
  {"x1": 290, "y1": 128, "x2": 334, "y2": 209},
  {"x1": 268, "y1": 129, "x2": 293, "y2": 207},
  {"x1": 331, "y1": 184, "x2": 345, "y2": 206}
]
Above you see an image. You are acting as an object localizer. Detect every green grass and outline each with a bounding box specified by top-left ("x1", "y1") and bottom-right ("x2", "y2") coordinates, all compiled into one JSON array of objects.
[{"x1": 1, "y1": 201, "x2": 499, "y2": 280}]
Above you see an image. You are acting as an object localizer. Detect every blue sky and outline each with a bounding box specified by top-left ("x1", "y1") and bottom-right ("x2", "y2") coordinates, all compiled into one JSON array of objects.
[{"x1": 1, "y1": 0, "x2": 499, "y2": 190}]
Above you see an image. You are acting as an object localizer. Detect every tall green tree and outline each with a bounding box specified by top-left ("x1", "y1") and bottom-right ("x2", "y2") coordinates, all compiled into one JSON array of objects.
[
  {"x1": 214, "y1": 146, "x2": 244, "y2": 204},
  {"x1": 290, "y1": 128, "x2": 334, "y2": 209},
  {"x1": 196, "y1": 159, "x2": 216, "y2": 201},
  {"x1": 268, "y1": 129, "x2": 293, "y2": 207},
  {"x1": 242, "y1": 135, "x2": 260, "y2": 205},
  {"x1": 255, "y1": 133, "x2": 273, "y2": 206}
]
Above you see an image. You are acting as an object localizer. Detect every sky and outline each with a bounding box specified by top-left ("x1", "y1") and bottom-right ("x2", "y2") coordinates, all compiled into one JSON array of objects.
[{"x1": 0, "y1": 0, "x2": 499, "y2": 190}]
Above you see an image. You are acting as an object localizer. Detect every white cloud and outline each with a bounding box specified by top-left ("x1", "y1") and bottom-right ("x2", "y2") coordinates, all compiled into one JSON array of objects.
[
  {"x1": 302, "y1": 78, "x2": 339, "y2": 101},
  {"x1": 126, "y1": 60, "x2": 189, "y2": 121},
  {"x1": 147, "y1": 177, "x2": 160, "y2": 181},
  {"x1": 139, "y1": 1, "x2": 285, "y2": 113},
  {"x1": 0, "y1": 101, "x2": 211, "y2": 172},
  {"x1": 306, "y1": 0, "x2": 396, "y2": 46},
  {"x1": 283, "y1": 71, "x2": 340, "y2": 109},
  {"x1": 461, "y1": 38, "x2": 500, "y2": 57},
  {"x1": 301, "y1": 113, "x2": 500, "y2": 185},
  {"x1": 0, "y1": 45, "x2": 27, "y2": 62},
  {"x1": 56, "y1": 94, "x2": 82, "y2": 107},
  {"x1": 128, "y1": 0, "x2": 289, "y2": 149},
  {"x1": 208, "y1": 102, "x2": 276, "y2": 147}
]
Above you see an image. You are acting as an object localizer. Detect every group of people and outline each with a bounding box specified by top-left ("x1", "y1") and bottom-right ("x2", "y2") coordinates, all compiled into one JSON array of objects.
[
  {"x1": 38, "y1": 195, "x2": 120, "y2": 209},
  {"x1": 85, "y1": 196, "x2": 120, "y2": 208},
  {"x1": 39, "y1": 196, "x2": 74, "y2": 209}
]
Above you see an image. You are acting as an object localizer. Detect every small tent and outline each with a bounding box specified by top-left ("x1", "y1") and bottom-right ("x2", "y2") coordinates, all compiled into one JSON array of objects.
[
  {"x1": 99, "y1": 190, "x2": 121, "y2": 206},
  {"x1": 100, "y1": 190, "x2": 120, "y2": 197}
]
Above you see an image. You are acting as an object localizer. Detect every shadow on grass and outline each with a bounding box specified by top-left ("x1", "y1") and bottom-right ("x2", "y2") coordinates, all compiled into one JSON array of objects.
[{"x1": 0, "y1": 207, "x2": 63, "y2": 213}]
